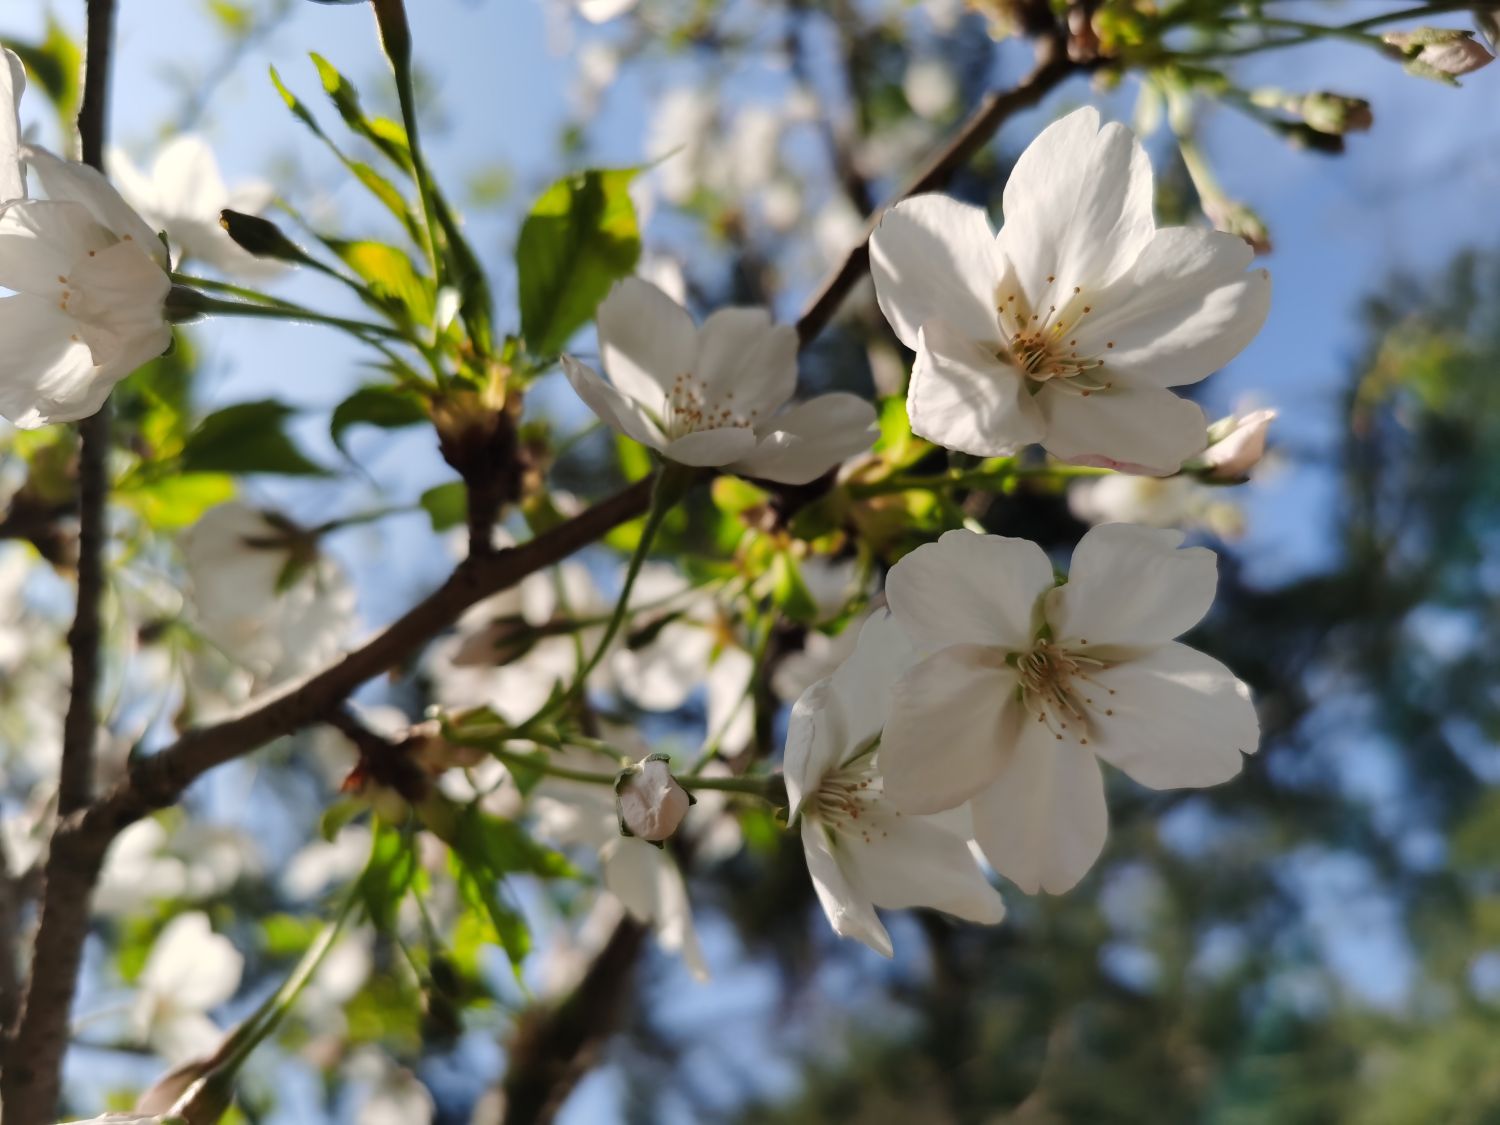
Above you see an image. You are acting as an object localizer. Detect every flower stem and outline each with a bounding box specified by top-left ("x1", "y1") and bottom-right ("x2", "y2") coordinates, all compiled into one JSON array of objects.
[{"x1": 168, "y1": 286, "x2": 404, "y2": 341}]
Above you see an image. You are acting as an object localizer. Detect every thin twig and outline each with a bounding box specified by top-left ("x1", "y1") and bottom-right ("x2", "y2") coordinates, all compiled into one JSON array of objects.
[{"x1": 795, "y1": 40, "x2": 1076, "y2": 346}]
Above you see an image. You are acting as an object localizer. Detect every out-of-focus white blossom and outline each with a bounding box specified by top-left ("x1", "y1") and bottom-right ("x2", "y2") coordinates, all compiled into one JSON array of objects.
[
  {"x1": 348, "y1": 1048, "x2": 435, "y2": 1125},
  {"x1": 575, "y1": 0, "x2": 638, "y2": 23},
  {"x1": 1202, "y1": 408, "x2": 1277, "y2": 481},
  {"x1": 870, "y1": 107, "x2": 1269, "y2": 474},
  {"x1": 108, "y1": 135, "x2": 276, "y2": 275},
  {"x1": 903, "y1": 58, "x2": 957, "y2": 120},
  {"x1": 1069, "y1": 472, "x2": 1243, "y2": 537},
  {"x1": 130, "y1": 912, "x2": 243, "y2": 1062},
  {"x1": 182, "y1": 503, "x2": 355, "y2": 687},
  {"x1": 563, "y1": 279, "x2": 877, "y2": 484}
]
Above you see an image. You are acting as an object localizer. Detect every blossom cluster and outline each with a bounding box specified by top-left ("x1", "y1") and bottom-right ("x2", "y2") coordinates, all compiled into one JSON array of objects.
[{"x1": 555, "y1": 106, "x2": 1268, "y2": 960}]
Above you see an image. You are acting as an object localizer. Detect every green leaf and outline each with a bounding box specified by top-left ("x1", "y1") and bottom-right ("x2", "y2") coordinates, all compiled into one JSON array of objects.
[
  {"x1": 270, "y1": 65, "x2": 422, "y2": 243},
  {"x1": 457, "y1": 806, "x2": 577, "y2": 880},
  {"x1": 419, "y1": 481, "x2": 467, "y2": 531},
  {"x1": 117, "y1": 472, "x2": 237, "y2": 531},
  {"x1": 323, "y1": 239, "x2": 434, "y2": 326},
  {"x1": 331, "y1": 383, "x2": 430, "y2": 456},
  {"x1": 8, "y1": 17, "x2": 82, "y2": 124},
  {"x1": 181, "y1": 400, "x2": 329, "y2": 477},
  {"x1": 516, "y1": 167, "x2": 641, "y2": 358},
  {"x1": 359, "y1": 821, "x2": 417, "y2": 931},
  {"x1": 770, "y1": 551, "x2": 821, "y2": 625},
  {"x1": 309, "y1": 52, "x2": 413, "y2": 168}
]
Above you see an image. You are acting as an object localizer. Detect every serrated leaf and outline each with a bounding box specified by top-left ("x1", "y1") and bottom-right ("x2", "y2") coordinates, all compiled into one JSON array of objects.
[
  {"x1": 181, "y1": 400, "x2": 328, "y2": 477},
  {"x1": 324, "y1": 239, "x2": 433, "y2": 326},
  {"x1": 516, "y1": 167, "x2": 641, "y2": 358}
]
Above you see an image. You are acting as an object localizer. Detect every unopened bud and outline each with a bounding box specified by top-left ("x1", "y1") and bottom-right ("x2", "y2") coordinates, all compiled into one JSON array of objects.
[
  {"x1": 219, "y1": 209, "x2": 309, "y2": 263},
  {"x1": 1384, "y1": 27, "x2": 1494, "y2": 80},
  {"x1": 1203, "y1": 199, "x2": 1272, "y2": 256},
  {"x1": 1201, "y1": 409, "x2": 1277, "y2": 482},
  {"x1": 1272, "y1": 120, "x2": 1346, "y2": 155},
  {"x1": 1299, "y1": 93, "x2": 1373, "y2": 135},
  {"x1": 615, "y1": 754, "x2": 693, "y2": 844}
]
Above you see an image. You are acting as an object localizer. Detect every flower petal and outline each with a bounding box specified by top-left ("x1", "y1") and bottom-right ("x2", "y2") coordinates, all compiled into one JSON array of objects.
[
  {"x1": 882, "y1": 644, "x2": 1020, "y2": 815},
  {"x1": 843, "y1": 803, "x2": 1005, "y2": 925},
  {"x1": 595, "y1": 276, "x2": 697, "y2": 404},
  {"x1": 68, "y1": 239, "x2": 171, "y2": 372},
  {"x1": 0, "y1": 49, "x2": 25, "y2": 202},
  {"x1": 151, "y1": 135, "x2": 229, "y2": 221},
  {"x1": 561, "y1": 354, "x2": 667, "y2": 450},
  {"x1": 869, "y1": 193, "x2": 1004, "y2": 350},
  {"x1": 662, "y1": 426, "x2": 758, "y2": 467},
  {"x1": 732, "y1": 392, "x2": 878, "y2": 484},
  {"x1": 0, "y1": 199, "x2": 110, "y2": 293},
  {"x1": 970, "y1": 730, "x2": 1107, "y2": 894},
  {"x1": 827, "y1": 609, "x2": 917, "y2": 758},
  {"x1": 885, "y1": 527, "x2": 1054, "y2": 651},
  {"x1": 0, "y1": 293, "x2": 104, "y2": 428},
  {"x1": 612, "y1": 619, "x2": 714, "y2": 712},
  {"x1": 694, "y1": 307, "x2": 797, "y2": 418},
  {"x1": 23, "y1": 145, "x2": 163, "y2": 257},
  {"x1": 802, "y1": 818, "x2": 893, "y2": 957},
  {"x1": 1037, "y1": 382, "x2": 1206, "y2": 476},
  {"x1": 1087, "y1": 642, "x2": 1258, "y2": 789},
  {"x1": 1075, "y1": 228, "x2": 1270, "y2": 388},
  {"x1": 1047, "y1": 523, "x2": 1218, "y2": 649},
  {"x1": 784, "y1": 677, "x2": 839, "y2": 820},
  {"x1": 909, "y1": 316, "x2": 1043, "y2": 456}
]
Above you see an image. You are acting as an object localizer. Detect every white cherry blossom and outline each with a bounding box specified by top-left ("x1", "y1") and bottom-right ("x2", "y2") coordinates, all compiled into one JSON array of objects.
[
  {"x1": 869, "y1": 106, "x2": 1270, "y2": 474},
  {"x1": 130, "y1": 912, "x2": 243, "y2": 1062},
  {"x1": 108, "y1": 134, "x2": 278, "y2": 275},
  {"x1": 182, "y1": 502, "x2": 355, "y2": 687},
  {"x1": 0, "y1": 146, "x2": 172, "y2": 428},
  {"x1": 531, "y1": 749, "x2": 708, "y2": 979},
  {"x1": 562, "y1": 278, "x2": 877, "y2": 484},
  {"x1": 880, "y1": 525, "x2": 1259, "y2": 895},
  {"x1": 1, "y1": 49, "x2": 24, "y2": 202},
  {"x1": 785, "y1": 609, "x2": 1004, "y2": 956}
]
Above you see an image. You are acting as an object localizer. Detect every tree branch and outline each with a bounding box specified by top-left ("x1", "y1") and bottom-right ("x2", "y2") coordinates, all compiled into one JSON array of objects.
[{"x1": 795, "y1": 40, "x2": 1076, "y2": 347}]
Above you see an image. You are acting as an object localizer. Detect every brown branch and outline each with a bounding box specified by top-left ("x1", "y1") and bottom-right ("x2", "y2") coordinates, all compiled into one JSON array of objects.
[
  {"x1": 0, "y1": 2, "x2": 118, "y2": 1119},
  {"x1": 795, "y1": 40, "x2": 1076, "y2": 347}
]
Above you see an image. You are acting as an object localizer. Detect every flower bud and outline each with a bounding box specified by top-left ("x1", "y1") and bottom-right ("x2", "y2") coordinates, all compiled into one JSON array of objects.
[
  {"x1": 1203, "y1": 199, "x2": 1272, "y2": 256},
  {"x1": 1384, "y1": 28, "x2": 1494, "y2": 81},
  {"x1": 1202, "y1": 409, "x2": 1277, "y2": 481},
  {"x1": 615, "y1": 754, "x2": 693, "y2": 844},
  {"x1": 219, "y1": 209, "x2": 309, "y2": 263},
  {"x1": 1299, "y1": 93, "x2": 1373, "y2": 135}
]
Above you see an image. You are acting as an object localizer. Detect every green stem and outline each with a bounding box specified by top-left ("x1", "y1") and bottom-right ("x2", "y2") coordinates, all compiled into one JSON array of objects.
[
  {"x1": 530, "y1": 464, "x2": 692, "y2": 725},
  {"x1": 849, "y1": 460, "x2": 1110, "y2": 499},
  {"x1": 173, "y1": 288, "x2": 405, "y2": 341}
]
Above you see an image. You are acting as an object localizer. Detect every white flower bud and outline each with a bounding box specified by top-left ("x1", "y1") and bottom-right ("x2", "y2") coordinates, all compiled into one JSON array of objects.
[
  {"x1": 1384, "y1": 28, "x2": 1494, "y2": 80},
  {"x1": 1202, "y1": 409, "x2": 1277, "y2": 481},
  {"x1": 615, "y1": 755, "x2": 693, "y2": 844}
]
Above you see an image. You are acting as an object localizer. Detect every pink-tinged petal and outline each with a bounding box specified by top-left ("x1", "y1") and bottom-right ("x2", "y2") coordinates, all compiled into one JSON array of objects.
[
  {"x1": 596, "y1": 277, "x2": 698, "y2": 404},
  {"x1": 0, "y1": 293, "x2": 102, "y2": 428},
  {"x1": 733, "y1": 392, "x2": 878, "y2": 484},
  {"x1": 1087, "y1": 643, "x2": 1258, "y2": 790},
  {"x1": 561, "y1": 354, "x2": 667, "y2": 450},
  {"x1": 662, "y1": 426, "x2": 758, "y2": 467},
  {"x1": 23, "y1": 146, "x2": 163, "y2": 260},
  {"x1": 842, "y1": 801, "x2": 1005, "y2": 924},
  {"x1": 1076, "y1": 228, "x2": 1270, "y2": 389},
  {"x1": 881, "y1": 644, "x2": 1020, "y2": 815},
  {"x1": 1038, "y1": 382, "x2": 1206, "y2": 476},
  {"x1": 802, "y1": 819, "x2": 893, "y2": 957},
  {"x1": 1048, "y1": 523, "x2": 1217, "y2": 649},
  {"x1": 869, "y1": 193, "x2": 1004, "y2": 351},
  {"x1": 909, "y1": 316, "x2": 1043, "y2": 457},
  {"x1": 970, "y1": 729, "x2": 1108, "y2": 894},
  {"x1": 694, "y1": 307, "x2": 797, "y2": 419},
  {"x1": 885, "y1": 528, "x2": 1054, "y2": 651}
]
